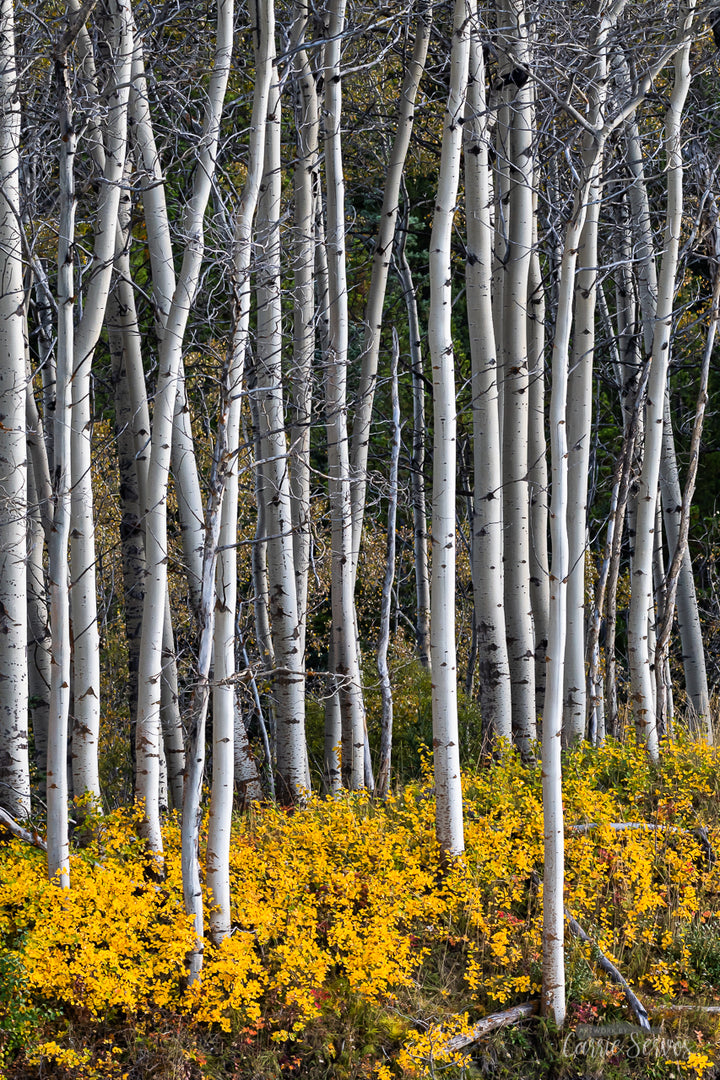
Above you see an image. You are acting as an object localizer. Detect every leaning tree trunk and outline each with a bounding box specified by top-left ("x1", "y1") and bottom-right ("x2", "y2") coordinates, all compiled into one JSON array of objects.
[
  {"x1": 349, "y1": 0, "x2": 432, "y2": 572},
  {"x1": 135, "y1": 0, "x2": 233, "y2": 857},
  {"x1": 207, "y1": 0, "x2": 273, "y2": 945},
  {"x1": 627, "y1": 2, "x2": 695, "y2": 760},
  {"x1": 428, "y1": 0, "x2": 471, "y2": 859},
  {"x1": 0, "y1": 0, "x2": 29, "y2": 820},
  {"x1": 659, "y1": 390, "x2": 711, "y2": 737}
]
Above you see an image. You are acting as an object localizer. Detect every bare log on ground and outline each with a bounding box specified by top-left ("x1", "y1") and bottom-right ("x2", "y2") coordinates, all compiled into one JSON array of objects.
[
  {"x1": 443, "y1": 1001, "x2": 540, "y2": 1053},
  {"x1": 565, "y1": 908, "x2": 651, "y2": 1031}
]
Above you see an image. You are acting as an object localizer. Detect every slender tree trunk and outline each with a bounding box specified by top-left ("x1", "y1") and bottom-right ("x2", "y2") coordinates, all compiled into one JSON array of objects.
[
  {"x1": 655, "y1": 266, "x2": 719, "y2": 741},
  {"x1": 498, "y1": 0, "x2": 536, "y2": 754},
  {"x1": 528, "y1": 229, "x2": 549, "y2": 716},
  {"x1": 464, "y1": 23, "x2": 511, "y2": 741},
  {"x1": 542, "y1": 144, "x2": 606, "y2": 1039},
  {"x1": 627, "y1": 3, "x2": 695, "y2": 759},
  {"x1": 253, "y1": 43, "x2": 307, "y2": 801},
  {"x1": 376, "y1": 330, "x2": 400, "y2": 799},
  {"x1": 428, "y1": 0, "x2": 470, "y2": 859},
  {"x1": 48, "y1": 28, "x2": 79, "y2": 887},
  {"x1": 207, "y1": 0, "x2": 274, "y2": 943},
  {"x1": 135, "y1": 0, "x2": 233, "y2": 857},
  {"x1": 0, "y1": 0, "x2": 29, "y2": 819},
  {"x1": 70, "y1": 0, "x2": 133, "y2": 803},
  {"x1": 27, "y1": 468, "x2": 50, "y2": 788},
  {"x1": 349, "y1": 0, "x2": 432, "y2": 570},
  {"x1": 322, "y1": 0, "x2": 365, "y2": 789},
  {"x1": 395, "y1": 188, "x2": 431, "y2": 671},
  {"x1": 659, "y1": 390, "x2": 711, "y2": 736},
  {"x1": 289, "y1": 0, "x2": 319, "y2": 667}
]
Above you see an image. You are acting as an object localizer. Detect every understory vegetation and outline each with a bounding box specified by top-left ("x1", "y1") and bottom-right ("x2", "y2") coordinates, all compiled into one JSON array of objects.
[{"x1": 3, "y1": 734, "x2": 720, "y2": 1079}]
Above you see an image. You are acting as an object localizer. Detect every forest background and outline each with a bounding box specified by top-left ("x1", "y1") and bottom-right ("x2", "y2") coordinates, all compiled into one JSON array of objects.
[{"x1": 4, "y1": 0, "x2": 720, "y2": 1076}]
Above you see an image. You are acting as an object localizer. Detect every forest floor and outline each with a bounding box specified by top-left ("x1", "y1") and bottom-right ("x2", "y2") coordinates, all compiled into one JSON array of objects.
[{"x1": 3, "y1": 734, "x2": 720, "y2": 1079}]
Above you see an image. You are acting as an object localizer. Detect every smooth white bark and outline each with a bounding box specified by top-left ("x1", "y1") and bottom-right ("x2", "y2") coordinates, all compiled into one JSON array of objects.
[
  {"x1": 0, "y1": 0, "x2": 29, "y2": 818},
  {"x1": 70, "y1": 0, "x2": 132, "y2": 803},
  {"x1": 208, "y1": 0, "x2": 274, "y2": 944},
  {"x1": 428, "y1": 0, "x2": 470, "y2": 859},
  {"x1": 349, "y1": 0, "x2": 432, "y2": 570},
  {"x1": 464, "y1": 21, "x2": 511, "y2": 742},
  {"x1": 323, "y1": 0, "x2": 365, "y2": 789},
  {"x1": 135, "y1": 0, "x2": 233, "y2": 856},
  {"x1": 627, "y1": 3, "x2": 695, "y2": 759}
]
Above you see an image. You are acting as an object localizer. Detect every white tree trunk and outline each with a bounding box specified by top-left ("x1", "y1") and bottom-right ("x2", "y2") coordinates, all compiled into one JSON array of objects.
[
  {"x1": 376, "y1": 330, "x2": 400, "y2": 799},
  {"x1": 289, "y1": 0, "x2": 319, "y2": 666},
  {"x1": 349, "y1": 0, "x2": 432, "y2": 569},
  {"x1": 395, "y1": 192, "x2": 431, "y2": 670},
  {"x1": 208, "y1": 0, "x2": 274, "y2": 944},
  {"x1": 48, "y1": 30, "x2": 79, "y2": 887},
  {"x1": 627, "y1": 3, "x2": 695, "y2": 759},
  {"x1": 428, "y1": 0, "x2": 470, "y2": 859},
  {"x1": 255, "y1": 68, "x2": 308, "y2": 801},
  {"x1": 464, "y1": 21, "x2": 511, "y2": 742},
  {"x1": 135, "y1": 0, "x2": 233, "y2": 857},
  {"x1": 322, "y1": 0, "x2": 365, "y2": 789},
  {"x1": 498, "y1": 0, "x2": 536, "y2": 755},
  {"x1": 0, "y1": 0, "x2": 29, "y2": 818},
  {"x1": 528, "y1": 229, "x2": 549, "y2": 716},
  {"x1": 70, "y1": 0, "x2": 133, "y2": 802},
  {"x1": 659, "y1": 390, "x2": 711, "y2": 736}
]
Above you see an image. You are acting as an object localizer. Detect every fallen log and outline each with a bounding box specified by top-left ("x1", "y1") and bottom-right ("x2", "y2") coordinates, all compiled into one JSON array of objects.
[
  {"x1": 444, "y1": 1001, "x2": 539, "y2": 1053},
  {"x1": 0, "y1": 807, "x2": 47, "y2": 852},
  {"x1": 567, "y1": 822, "x2": 715, "y2": 864},
  {"x1": 565, "y1": 908, "x2": 651, "y2": 1031}
]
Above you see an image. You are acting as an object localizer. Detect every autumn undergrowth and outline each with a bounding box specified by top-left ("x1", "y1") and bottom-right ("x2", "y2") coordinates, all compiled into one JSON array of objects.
[{"x1": 3, "y1": 737, "x2": 720, "y2": 1079}]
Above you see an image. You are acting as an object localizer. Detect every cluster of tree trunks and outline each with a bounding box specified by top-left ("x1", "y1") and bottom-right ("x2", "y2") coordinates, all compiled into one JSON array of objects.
[{"x1": 1, "y1": 0, "x2": 718, "y2": 1024}]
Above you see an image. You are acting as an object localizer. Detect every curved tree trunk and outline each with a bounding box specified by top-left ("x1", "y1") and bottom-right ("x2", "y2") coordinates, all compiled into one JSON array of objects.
[
  {"x1": 627, "y1": 3, "x2": 695, "y2": 760},
  {"x1": 135, "y1": 0, "x2": 233, "y2": 857},
  {"x1": 349, "y1": 0, "x2": 432, "y2": 571}
]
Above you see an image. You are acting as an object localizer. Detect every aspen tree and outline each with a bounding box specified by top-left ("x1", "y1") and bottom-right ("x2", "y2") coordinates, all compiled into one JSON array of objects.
[
  {"x1": 70, "y1": 0, "x2": 133, "y2": 802},
  {"x1": 376, "y1": 330, "x2": 401, "y2": 799},
  {"x1": 497, "y1": 0, "x2": 537, "y2": 755},
  {"x1": 542, "y1": 0, "x2": 627, "y2": 1023},
  {"x1": 464, "y1": 12, "x2": 512, "y2": 742},
  {"x1": 0, "y1": 0, "x2": 29, "y2": 819},
  {"x1": 627, "y1": 0, "x2": 696, "y2": 759},
  {"x1": 289, "y1": 0, "x2": 319, "y2": 668},
  {"x1": 48, "y1": 9, "x2": 84, "y2": 887},
  {"x1": 207, "y1": 0, "x2": 274, "y2": 943},
  {"x1": 428, "y1": 0, "x2": 471, "y2": 859},
  {"x1": 253, "y1": 63, "x2": 308, "y2": 800},
  {"x1": 349, "y1": 0, "x2": 432, "y2": 570},
  {"x1": 135, "y1": 0, "x2": 233, "y2": 857},
  {"x1": 323, "y1": 0, "x2": 365, "y2": 789},
  {"x1": 395, "y1": 190, "x2": 431, "y2": 671}
]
